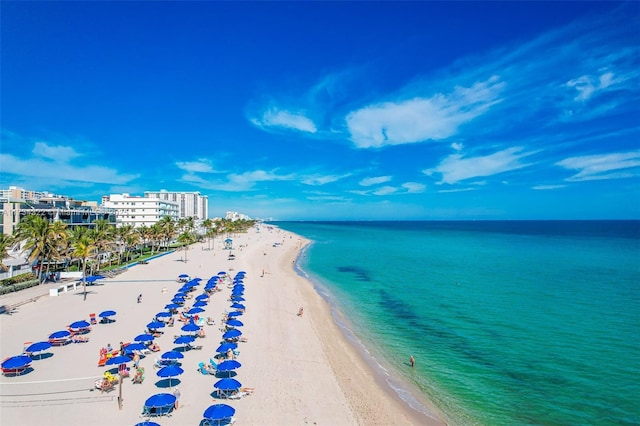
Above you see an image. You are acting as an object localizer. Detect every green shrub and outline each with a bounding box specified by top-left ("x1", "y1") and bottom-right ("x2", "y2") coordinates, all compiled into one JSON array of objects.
[
  {"x1": 1, "y1": 272, "x2": 36, "y2": 286},
  {"x1": 0, "y1": 279, "x2": 39, "y2": 295}
]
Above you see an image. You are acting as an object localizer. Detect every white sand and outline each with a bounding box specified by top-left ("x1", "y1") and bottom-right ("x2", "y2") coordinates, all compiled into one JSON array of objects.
[{"x1": 0, "y1": 226, "x2": 444, "y2": 425}]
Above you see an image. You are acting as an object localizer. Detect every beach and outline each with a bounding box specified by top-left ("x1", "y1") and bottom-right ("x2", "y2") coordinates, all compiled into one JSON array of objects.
[{"x1": 0, "y1": 225, "x2": 443, "y2": 425}]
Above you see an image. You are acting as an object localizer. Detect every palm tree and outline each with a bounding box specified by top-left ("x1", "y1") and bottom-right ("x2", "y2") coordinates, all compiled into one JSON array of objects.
[
  {"x1": 0, "y1": 234, "x2": 14, "y2": 271},
  {"x1": 72, "y1": 233, "x2": 97, "y2": 301},
  {"x1": 14, "y1": 215, "x2": 53, "y2": 283},
  {"x1": 92, "y1": 219, "x2": 115, "y2": 270},
  {"x1": 177, "y1": 231, "x2": 196, "y2": 262}
]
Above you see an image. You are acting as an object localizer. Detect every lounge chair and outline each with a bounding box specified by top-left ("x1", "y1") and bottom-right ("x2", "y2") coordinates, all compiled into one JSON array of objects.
[
  {"x1": 141, "y1": 404, "x2": 174, "y2": 418},
  {"x1": 89, "y1": 313, "x2": 97, "y2": 325}
]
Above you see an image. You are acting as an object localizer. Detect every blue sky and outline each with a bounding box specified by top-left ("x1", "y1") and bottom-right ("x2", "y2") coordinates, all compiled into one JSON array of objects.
[{"x1": 1, "y1": 2, "x2": 638, "y2": 220}]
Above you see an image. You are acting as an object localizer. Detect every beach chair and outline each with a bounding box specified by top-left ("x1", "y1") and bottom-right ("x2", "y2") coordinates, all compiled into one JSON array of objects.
[{"x1": 89, "y1": 313, "x2": 97, "y2": 325}]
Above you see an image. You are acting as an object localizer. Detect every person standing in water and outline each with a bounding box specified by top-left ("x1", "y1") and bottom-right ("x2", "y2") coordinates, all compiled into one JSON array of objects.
[{"x1": 410, "y1": 355, "x2": 415, "y2": 367}]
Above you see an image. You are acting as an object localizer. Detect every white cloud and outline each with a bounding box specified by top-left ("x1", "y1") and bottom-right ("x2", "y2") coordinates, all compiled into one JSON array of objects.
[
  {"x1": 359, "y1": 176, "x2": 392, "y2": 186},
  {"x1": 566, "y1": 70, "x2": 621, "y2": 102},
  {"x1": 424, "y1": 147, "x2": 533, "y2": 184},
  {"x1": 176, "y1": 159, "x2": 217, "y2": 173},
  {"x1": 451, "y1": 142, "x2": 464, "y2": 151},
  {"x1": 345, "y1": 76, "x2": 504, "y2": 148},
  {"x1": 556, "y1": 151, "x2": 640, "y2": 181},
  {"x1": 372, "y1": 186, "x2": 398, "y2": 196},
  {"x1": 186, "y1": 169, "x2": 297, "y2": 192},
  {"x1": 532, "y1": 184, "x2": 566, "y2": 190},
  {"x1": 33, "y1": 141, "x2": 81, "y2": 161},
  {"x1": 402, "y1": 182, "x2": 426, "y2": 193},
  {"x1": 252, "y1": 108, "x2": 317, "y2": 133},
  {"x1": 301, "y1": 173, "x2": 351, "y2": 186}
]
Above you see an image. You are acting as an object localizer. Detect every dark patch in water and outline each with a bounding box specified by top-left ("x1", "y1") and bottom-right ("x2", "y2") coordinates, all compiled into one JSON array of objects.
[{"x1": 337, "y1": 265, "x2": 372, "y2": 281}]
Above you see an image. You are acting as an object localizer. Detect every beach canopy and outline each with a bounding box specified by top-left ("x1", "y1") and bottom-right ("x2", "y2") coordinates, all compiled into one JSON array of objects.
[
  {"x1": 134, "y1": 334, "x2": 155, "y2": 342},
  {"x1": 181, "y1": 322, "x2": 200, "y2": 332},
  {"x1": 85, "y1": 275, "x2": 105, "y2": 283},
  {"x1": 49, "y1": 330, "x2": 71, "y2": 339},
  {"x1": 144, "y1": 393, "x2": 177, "y2": 408},
  {"x1": 217, "y1": 271, "x2": 227, "y2": 275},
  {"x1": 203, "y1": 404, "x2": 235, "y2": 423},
  {"x1": 135, "y1": 422, "x2": 161, "y2": 426},
  {"x1": 225, "y1": 319, "x2": 243, "y2": 327},
  {"x1": 216, "y1": 360, "x2": 241, "y2": 374},
  {"x1": 69, "y1": 320, "x2": 91, "y2": 330},
  {"x1": 165, "y1": 303, "x2": 180, "y2": 310},
  {"x1": 174, "y1": 335, "x2": 195, "y2": 345},
  {"x1": 230, "y1": 303, "x2": 245, "y2": 310},
  {"x1": 187, "y1": 307, "x2": 205, "y2": 315},
  {"x1": 147, "y1": 321, "x2": 165, "y2": 329},
  {"x1": 227, "y1": 311, "x2": 243, "y2": 317},
  {"x1": 25, "y1": 341, "x2": 52, "y2": 353},
  {"x1": 106, "y1": 355, "x2": 131, "y2": 365},
  {"x1": 156, "y1": 365, "x2": 184, "y2": 378},
  {"x1": 98, "y1": 310, "x2": 116, "y2": 317},
  {"x1": 1, "y1": 355, "x2": 32, "y2": 369},
  {"x1": 155, "y1": 311, "x2": 172, "y2": 318},
  {"x1": 125, "y1": 343, "x2": 147, "y2": 352},
  {"x1": 178, "y1": 274, "x2": 189, "y2": 278},
  {"x1": 215, "y1": 343, "x2": 237, "y2": 353},
  {"x1": 214, "y1": 378, "x2": 241, "y2": 391},
  {"x1": 161, "y1": 351, "x2": 184, "y2": 360},
  {"x1": 193, "y1": 301, "x2": 207, "y2": 308},
  {"x1": 195, "y1": 294, "x2": 209, "y2": 301},
  {"x1": 222, "y1": 329, "x2": 242, "y2": 339},
  {"x1": 231, "y1": 296, "x2": 245, "y2": 302}
]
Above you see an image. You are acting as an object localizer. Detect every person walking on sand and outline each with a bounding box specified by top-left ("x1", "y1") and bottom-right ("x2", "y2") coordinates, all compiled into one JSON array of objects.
[
  {"x1": 297, "y1": 307, "x2": 304, "y2": 317},
  {"x1": 410, "y1": 355, "x2": 415, "y2": 367}
]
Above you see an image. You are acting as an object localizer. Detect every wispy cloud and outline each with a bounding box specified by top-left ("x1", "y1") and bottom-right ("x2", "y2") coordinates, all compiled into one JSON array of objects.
[
  {"x1": 301, "y1": 173, "x2": 352, "y2": 186},
  {"x1": 424, "y1": 147, "x2": 534, "y2": 185},
  {"x1": 556, "y1": 151, "x2": 640, "y2": 181},
  {"x1": 0, "y1": 140, "x2": 138, "y2": 185},
  {"x1": 359, "y1": 176, "x2": 392, "y2": 186},
  {"x1": 402, "y1": 182, "x2": 426, "y2": 193},
  {"x1": 532, "y1": 184, "x2": 566, "y2": 190},
  {"x1": 176, "y1": 158, "x2": 218, "y2": 173},
  {"x1": 345, "y1": 76, "x2": 504, "y2": 148},
  {"x1": 250, "y1": 107, "x2": 317, "y2": 133},
  {"x1": 183, "y1": 169, "x2": 297, "y2": 192}
]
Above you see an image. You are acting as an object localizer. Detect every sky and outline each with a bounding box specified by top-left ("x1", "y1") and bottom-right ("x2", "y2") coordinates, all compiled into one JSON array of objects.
[{"x1": 1, "y1": 2, "x2": 639, "y2": 220}]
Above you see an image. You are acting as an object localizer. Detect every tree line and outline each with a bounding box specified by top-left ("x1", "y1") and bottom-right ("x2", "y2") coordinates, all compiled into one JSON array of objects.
[{"x1": 0, "y1": 215, "x2": 256, "y2": 286}]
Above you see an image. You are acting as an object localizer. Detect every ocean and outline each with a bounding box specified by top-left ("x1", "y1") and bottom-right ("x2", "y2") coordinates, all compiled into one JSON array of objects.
[{"x1": 272, "y1": 221, "x2": 640, "y2": 426}]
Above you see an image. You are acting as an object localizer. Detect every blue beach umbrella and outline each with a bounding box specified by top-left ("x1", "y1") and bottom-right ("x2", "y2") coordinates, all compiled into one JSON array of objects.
[
  {"x1": 217, "y1": 271, "x2": 226, "y2": 275},
  {"x1": 214, "y1": 378, "x2": 241, "y2": 398},
  {"x1": 1, "y1": 355, "x2": 32, "y2": 370},
  {"x1": 69, "y1": 320, "x2": 91, "y2": 330},
  {"x1": 193, "y1": 301, "x2": 207, "y2": 308},
  {"x1": 227, "y1": 311, "x2": 242, "y2": 317},
  {"x1": 230, "y1": 303, "x2": 245, "y2": 310},
  {"x1": 203, "y1": 404, "x2": 236, "y2": 424},
  {"x1": 216, "y1": 359, "x2": 241, "y2": 377},
  {"x1": 135, "y1": 422, "x2": 161, "y2": 426},
  {"x1": 174, "y1": 335, "x2": 195, "y2": 345},
  {"x1": 85, "y1": 275, "x2": 106, "y2": 283},
  {"x1": 187, "y1": 307, "x2": 204, "y2": 315},
  {"x1": 49, "y1": 330, "x2": 71, "y2": 339},
  {"x1": 106, "y1": 355, "x2": 131, "y2": 365},
  {"x1": 156, "y1": 365, "x2": 184, "y2": 387},
  {"x1": 195, "y1": 294, "x2": 209, "y2": 301},
  {"x1": 99, "y1": 310, "x2": 116, "y2": 318},
  {"x1": 181, "y1": 322, "x2": 200, "y2": 332},
  {"x1": 156, "y1": 311, "x2": 172, "y2": 319},
  {"x1": 134, "y1": 334, "x2": 154, "y2": 342},
  {"x1": 215, "y1": 342, "x2": 237, "y2": 354},
  {"x1": 223, "y1": 329, "x2": 242, "y2": 339},
  {"x1": 147, "y1": 321, "x2": 165, "y2": 330},
  {"x1": 231, "y1": 296, "x2": 245, "y2": 302},
  {"x1": 225, "y1": 319, "x2": 243, "y2": 327},
  {"x1": 25, "y1": 341, "x2": 52, "y2": 353},
  {"x1": 165, "y1": 303, "x2": 180, "y2": 310},
  {"x1": 161, "y1": 351, "x2": 184, "y2": 360},
  {"x1": 144, "y1": 392, "x2": 176, "y2": 409},
  {"x1": 125, "y1": 343, "x2": 147, "y2": 353},
  {"x1": 178, "y1": 274, "x2": 189, "y2": 278}
]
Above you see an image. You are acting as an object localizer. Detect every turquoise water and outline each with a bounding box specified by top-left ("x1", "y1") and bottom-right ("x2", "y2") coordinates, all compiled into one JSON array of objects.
[{"x1": 274, "y1": 221, "x2": 640, "y2": 425}]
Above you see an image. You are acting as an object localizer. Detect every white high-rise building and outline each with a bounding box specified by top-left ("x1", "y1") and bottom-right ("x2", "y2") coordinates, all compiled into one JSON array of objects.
[
  {"x1": 144, "y1": 190, "x2": 209, "y2": 220},
  {"x1": 102, "y1": 194, "x2": 179, "y2": 228}
]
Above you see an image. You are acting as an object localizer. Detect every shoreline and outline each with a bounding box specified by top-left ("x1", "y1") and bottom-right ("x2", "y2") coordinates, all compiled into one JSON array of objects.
[
  {"x1": 291, "y1": 237, "x2": 446, "y2": 425},
  {"x1": 0, "y1": 225, "x2": 446, "y2": 425}
]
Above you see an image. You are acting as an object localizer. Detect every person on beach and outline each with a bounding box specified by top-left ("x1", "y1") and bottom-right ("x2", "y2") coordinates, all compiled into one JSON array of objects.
[
  {"x1": 410, "y1": 355, "x2": 415, "y2": 367},
  {"x1": 133, "y1": 352, "x2": 140, "y2": 368},
  {"x1": 173, "y1": 387, "x2": 181, "y2": 410},
  {"x1": 298, "y1": 307, "x2": 304, "y2": 317}
]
